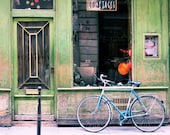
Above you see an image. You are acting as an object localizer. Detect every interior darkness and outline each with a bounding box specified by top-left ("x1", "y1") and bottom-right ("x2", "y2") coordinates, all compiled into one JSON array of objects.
[{"x1": 99, "y1": 0, "x2": 130, "y2": 83}]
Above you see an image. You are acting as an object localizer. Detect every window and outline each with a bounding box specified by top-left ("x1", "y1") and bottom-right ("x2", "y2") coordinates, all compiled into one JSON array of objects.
[
  {"x1": 17, "y1": 21, "x2": 50, "y2": 89},
  {"x1": 73, "y1": 0, "x2": 131, "y2": 86},
  {"x1": 13, "y1": 0, "x2": 53, "y2": 9},
  {"x1": 144, "y1": 34, "x2": 159, "y2": 58}
]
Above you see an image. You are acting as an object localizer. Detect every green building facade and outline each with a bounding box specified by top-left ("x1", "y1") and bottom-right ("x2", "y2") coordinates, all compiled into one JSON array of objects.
[{"x1": 0, "y1": 0, "x2": 169, "y2": 126}]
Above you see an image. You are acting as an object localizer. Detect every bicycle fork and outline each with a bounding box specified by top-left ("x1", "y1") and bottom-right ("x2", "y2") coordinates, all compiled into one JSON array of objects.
[{"x1": 92, "y1": 95, "x2": 104, "y2": 115}]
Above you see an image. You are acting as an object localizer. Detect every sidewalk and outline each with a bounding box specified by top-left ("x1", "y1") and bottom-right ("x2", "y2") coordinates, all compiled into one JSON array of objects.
[{"x1": 0, "y1": 125, "x2": 170, "y2": 135}]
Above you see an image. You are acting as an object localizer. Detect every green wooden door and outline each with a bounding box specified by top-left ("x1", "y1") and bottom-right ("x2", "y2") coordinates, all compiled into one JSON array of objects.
[{"x1": 12, "y1": 18, "x2": 55, "y2": 121}]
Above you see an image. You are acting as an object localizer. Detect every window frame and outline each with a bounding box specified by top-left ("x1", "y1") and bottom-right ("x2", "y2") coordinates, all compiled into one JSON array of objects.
[{"x1": 143, "y1": 33, "x2": 161, "y2": 60}]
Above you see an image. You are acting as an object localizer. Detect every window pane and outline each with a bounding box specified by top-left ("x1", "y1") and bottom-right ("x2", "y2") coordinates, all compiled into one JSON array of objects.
[
  {"x1": 13, "y1": 0, "x2": 53, "y2": 9},
  {"x1": 72, "y1": 0, "x2": 131, "y2": 86}
]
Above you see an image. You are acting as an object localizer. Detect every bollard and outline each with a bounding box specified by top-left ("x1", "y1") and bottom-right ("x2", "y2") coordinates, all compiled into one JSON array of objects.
[{"x1": 37, "y1": 86, "x2": 42, "y2": 135}]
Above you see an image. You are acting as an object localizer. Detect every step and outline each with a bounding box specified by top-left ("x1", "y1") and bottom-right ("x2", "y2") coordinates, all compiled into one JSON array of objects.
[{"x1": 12, "y1": 121, "x2": 57, "y2": 127}]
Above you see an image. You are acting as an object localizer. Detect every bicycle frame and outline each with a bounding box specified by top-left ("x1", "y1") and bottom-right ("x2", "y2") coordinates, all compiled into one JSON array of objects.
[{"x1": 97, "y1": 86, "x2": 148, "y2": 125}]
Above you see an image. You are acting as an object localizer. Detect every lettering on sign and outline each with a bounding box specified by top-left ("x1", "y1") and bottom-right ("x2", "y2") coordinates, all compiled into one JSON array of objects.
[{"x1": 86, "y1": 0, "x2": 117, "y2": 11}]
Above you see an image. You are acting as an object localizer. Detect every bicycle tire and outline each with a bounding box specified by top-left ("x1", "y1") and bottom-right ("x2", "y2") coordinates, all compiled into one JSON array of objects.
[
  {"x1": 130, "y1": 95, "x2": 165, "y2": 132},
  {"x1": 77, "y1": 96, "x2": 112, "y2": 133}
]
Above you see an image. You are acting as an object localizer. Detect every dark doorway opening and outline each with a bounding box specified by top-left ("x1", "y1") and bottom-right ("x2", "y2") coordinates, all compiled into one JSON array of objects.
[{"x1": 98, "y1": 0, "x2": 131, "y2": 84}]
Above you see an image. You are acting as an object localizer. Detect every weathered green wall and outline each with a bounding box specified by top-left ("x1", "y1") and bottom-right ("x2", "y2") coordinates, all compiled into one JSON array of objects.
[
  {"x1": 0, "y1": 0, "x2": 169, "y2": 126},
  {"x1": 55, "y1": 0, "x2": 73, "y2": 88},
  {"x1": 168, "y1": 0, "x2": 170, "y2": 119},
  {"x1": 0, "y1": 0, "x2": 11, "y2": 88},
  {"x1": 0, "y1": 0, "x2": 11, "y2": 126},
  {"x1": 132, "y1": 0, "x2": 169, "y2": 86}
]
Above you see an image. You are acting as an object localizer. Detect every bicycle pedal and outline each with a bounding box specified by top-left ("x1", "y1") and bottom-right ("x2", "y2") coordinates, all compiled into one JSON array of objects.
[{"x1": 119, "y1": 122, "x2": 123, "y2": 126}]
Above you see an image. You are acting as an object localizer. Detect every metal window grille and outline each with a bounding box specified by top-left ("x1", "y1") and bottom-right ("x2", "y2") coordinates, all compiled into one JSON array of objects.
[{"x1": 17, "y1": 21, "x2": 50, "y2": 89}]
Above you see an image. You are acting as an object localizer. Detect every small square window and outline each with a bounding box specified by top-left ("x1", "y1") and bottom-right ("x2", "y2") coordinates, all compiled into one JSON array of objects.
[
  {"x1": 144, "y1": 33, "x2": 160, "y2": 58},
  {"x1": 13, "y1": 0, "x2": 53, "y2": 9}
]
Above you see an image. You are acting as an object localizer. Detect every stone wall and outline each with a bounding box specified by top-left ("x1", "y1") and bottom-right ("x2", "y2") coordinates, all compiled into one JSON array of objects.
[
  {"x1": 57, "y1": 87, "x2": 168, "y2": 125},
  {"x1": 0, "y1": 91, "x2": 11, "y2": 126}
]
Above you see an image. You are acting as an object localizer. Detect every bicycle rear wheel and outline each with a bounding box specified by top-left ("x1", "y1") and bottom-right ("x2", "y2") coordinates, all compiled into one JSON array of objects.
[
  {"x1": 77, "y1": 96, "x2": 112, "y2": 133},
  {"x1": 130, "y1": 95, "x2": 165, "y2": 132}
]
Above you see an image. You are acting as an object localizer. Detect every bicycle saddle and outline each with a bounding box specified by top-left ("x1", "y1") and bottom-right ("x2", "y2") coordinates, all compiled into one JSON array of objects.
[{"x1": 128, "y1": 81, "x2": 141, "y2": 87}]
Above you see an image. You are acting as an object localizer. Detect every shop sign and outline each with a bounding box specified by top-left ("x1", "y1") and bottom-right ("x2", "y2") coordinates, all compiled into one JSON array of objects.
[{"x1": 86, "y1": 0, "x2": 117, "y2": 11}]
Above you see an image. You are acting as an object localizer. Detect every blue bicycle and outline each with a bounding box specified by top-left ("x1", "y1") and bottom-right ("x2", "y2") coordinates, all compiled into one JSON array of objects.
[{"x1": 77, "y1": 74, "x2": 165, "y2": 133}]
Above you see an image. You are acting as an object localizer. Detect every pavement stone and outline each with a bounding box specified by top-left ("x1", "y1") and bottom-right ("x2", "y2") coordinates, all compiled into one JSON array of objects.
[{"x1": 0, "y1": 125, "x2": 170, "y2": 135}]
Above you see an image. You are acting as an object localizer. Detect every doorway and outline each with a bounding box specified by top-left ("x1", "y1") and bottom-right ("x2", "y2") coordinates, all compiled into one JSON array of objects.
[
  {"x1": 12, "y1": 18, "x2": 55, "y2": 121},
  {"x1": 98, "y1": 0, "x2": 131, "y2": 84}
]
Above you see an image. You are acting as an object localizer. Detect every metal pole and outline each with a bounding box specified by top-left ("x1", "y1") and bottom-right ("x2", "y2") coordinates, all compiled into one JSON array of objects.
[{"x1": 37, "y1": 86, "x2": 42, "y2": 135}]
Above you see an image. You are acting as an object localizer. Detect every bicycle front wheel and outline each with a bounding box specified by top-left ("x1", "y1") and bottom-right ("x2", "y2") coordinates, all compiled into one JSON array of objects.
[
  {"x1": 77, "y1": 96, "x2": 112, "y2": 133},
  {"x1": 130, "y1": 95, "x2": 165, "y2": 132}
]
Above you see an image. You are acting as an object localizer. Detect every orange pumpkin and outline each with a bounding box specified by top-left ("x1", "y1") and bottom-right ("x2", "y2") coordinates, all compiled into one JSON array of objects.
[{"x1": 118, "y1": 62, "x2": 130, "y2": 75}]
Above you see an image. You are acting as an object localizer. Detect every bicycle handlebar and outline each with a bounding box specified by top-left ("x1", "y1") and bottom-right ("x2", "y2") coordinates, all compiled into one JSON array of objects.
[
  {"x1": 100, "y1": 74, "x2": 107, "y2": 81},
  {"x1": 99, "y1": 74, "x2": 115, "y2": 86},
  {"x1": 99, "y1": 74, "x2": 141, "y2": 87}
]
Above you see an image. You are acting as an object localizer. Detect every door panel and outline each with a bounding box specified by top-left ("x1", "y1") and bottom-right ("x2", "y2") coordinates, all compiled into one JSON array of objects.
[{"x1": 13, "y1": 18, "x2": 55, "y2": 121}]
